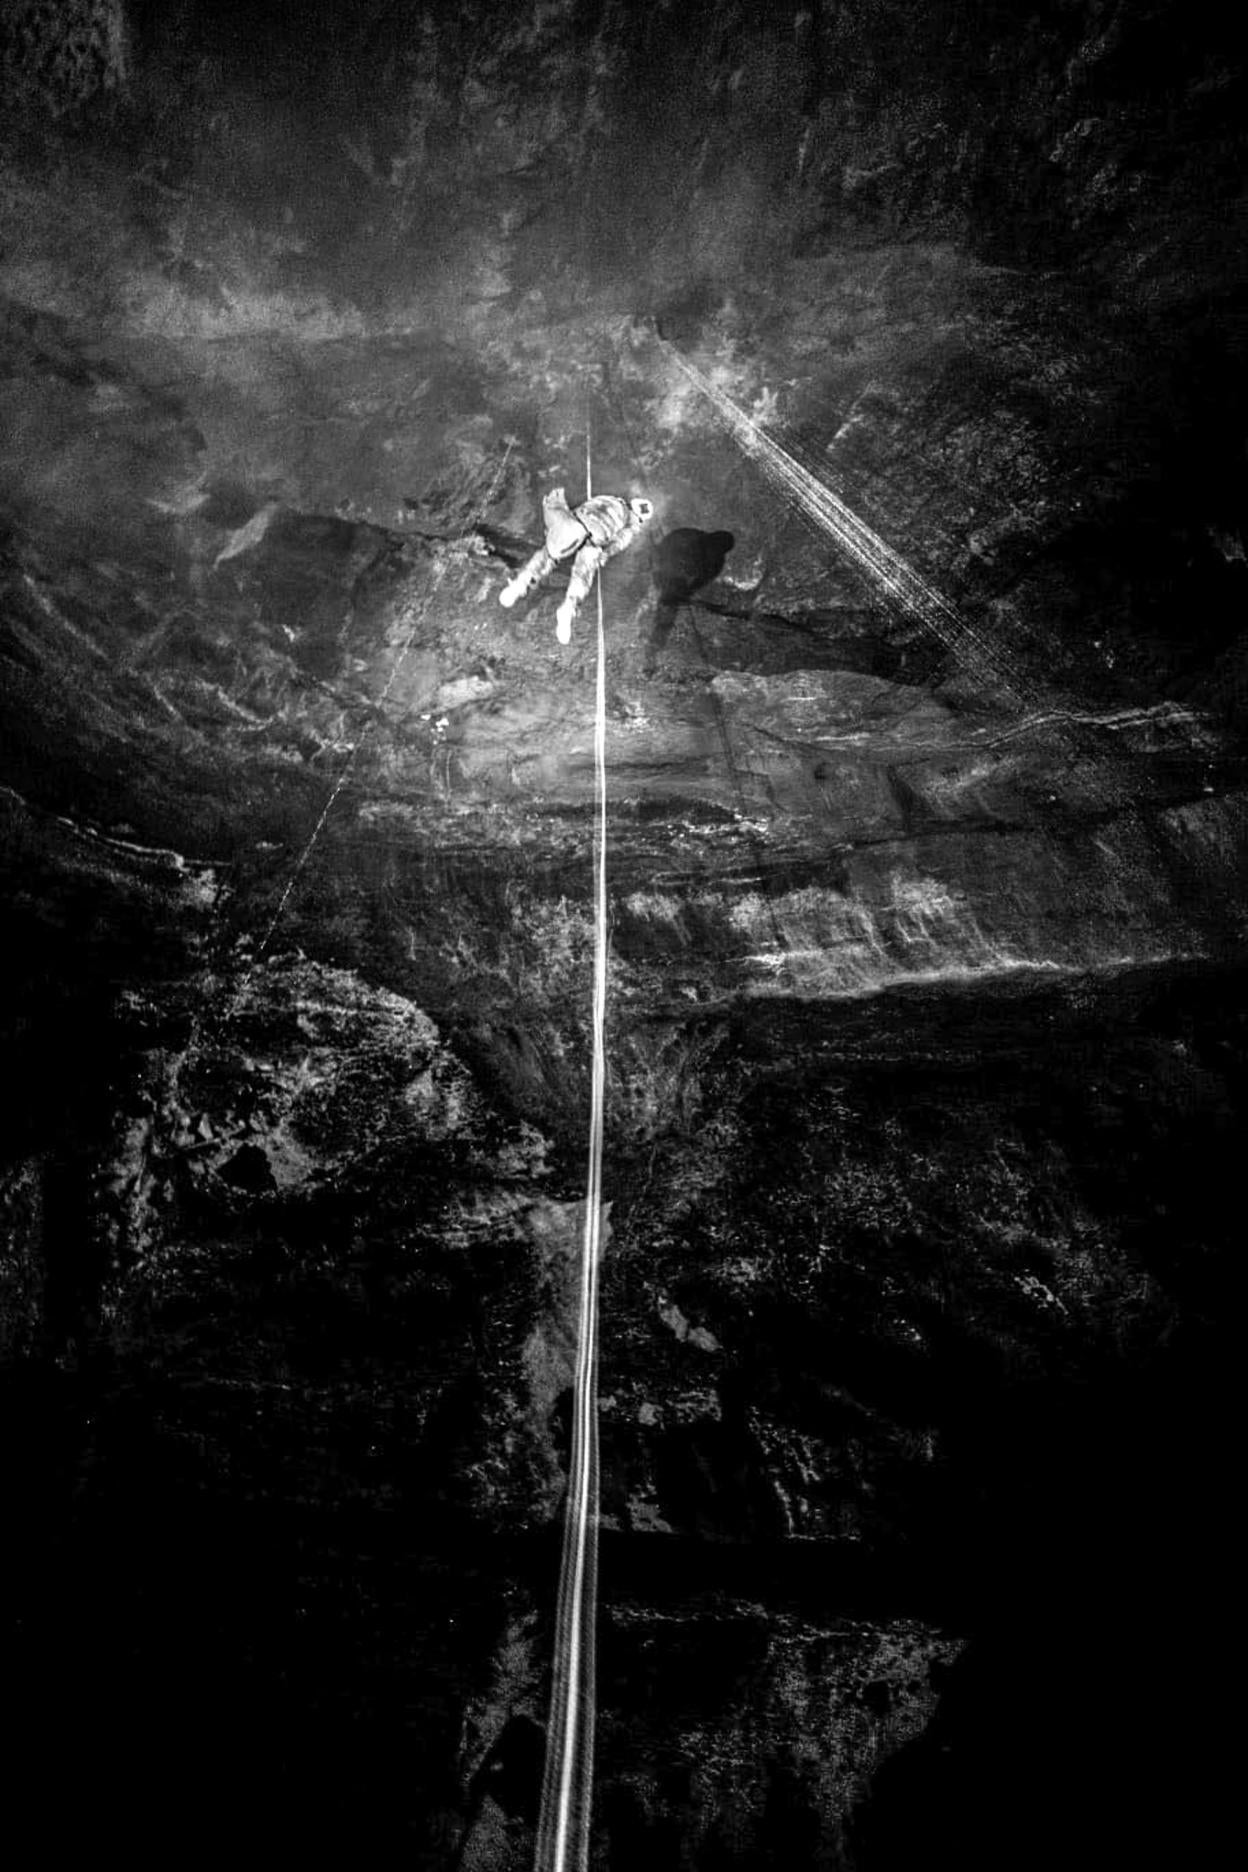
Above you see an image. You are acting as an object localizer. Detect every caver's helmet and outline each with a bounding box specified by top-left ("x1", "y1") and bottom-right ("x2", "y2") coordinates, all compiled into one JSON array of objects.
[{"x1": 629, "y1": 498, "x2": 655, "y2": 526}]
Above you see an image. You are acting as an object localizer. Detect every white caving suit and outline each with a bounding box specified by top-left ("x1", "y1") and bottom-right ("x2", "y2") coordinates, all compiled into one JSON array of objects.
[{"x1": 499, "y1": 487, "x2": 654, "y2": 643}]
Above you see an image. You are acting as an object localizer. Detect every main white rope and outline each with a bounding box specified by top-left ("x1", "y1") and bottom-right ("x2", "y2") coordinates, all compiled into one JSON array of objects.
[{"x1": 534, "y1": 415, "x2": 609, "y2": 1872}]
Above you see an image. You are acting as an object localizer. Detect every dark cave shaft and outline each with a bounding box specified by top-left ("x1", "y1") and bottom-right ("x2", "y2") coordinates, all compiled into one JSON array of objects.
[{"x1": 2, "y1": 2, "x2": 1247, "y2": 1867}]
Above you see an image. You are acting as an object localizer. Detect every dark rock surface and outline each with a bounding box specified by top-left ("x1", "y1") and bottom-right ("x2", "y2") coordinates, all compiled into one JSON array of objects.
[{"x1": 2, "y1": 3, "x2": 1245, "y2": 1864}]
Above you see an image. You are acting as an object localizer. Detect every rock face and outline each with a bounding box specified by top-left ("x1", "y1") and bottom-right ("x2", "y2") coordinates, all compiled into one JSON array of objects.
[{"x1": 1, "y1": 4, "x2": 1245, "y2": 1865}]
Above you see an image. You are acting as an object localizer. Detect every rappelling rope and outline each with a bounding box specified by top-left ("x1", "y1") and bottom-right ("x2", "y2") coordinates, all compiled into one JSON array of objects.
[{"x1": 533, "y1": 401, "x2": 609, "y2": 1872}]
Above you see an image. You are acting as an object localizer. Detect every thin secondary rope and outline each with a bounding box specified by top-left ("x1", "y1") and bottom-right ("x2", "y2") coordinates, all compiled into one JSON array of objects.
[
  {"x1": 115, "y1": 440, "x2": 520, "y2": 1299},
  {"x1": 193, "y1": 437, "x2": 517, "y2": 1053},
  {"x1": 250, "y1": 437, "x2": 516, "y2": 964},
  {"x1": 534, "y1": 409, "x2": 609, "y2": 1872}
]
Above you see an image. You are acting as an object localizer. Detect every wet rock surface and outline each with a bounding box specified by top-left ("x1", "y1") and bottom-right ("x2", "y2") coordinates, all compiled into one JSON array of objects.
[{"x1": 2, "y1": 4, "x2": 1246, "y2": 1865}]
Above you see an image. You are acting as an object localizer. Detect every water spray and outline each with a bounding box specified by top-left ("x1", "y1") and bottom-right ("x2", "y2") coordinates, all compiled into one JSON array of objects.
[{"x1": 661, "y1": 344, "x2": 1029, "y2": 704}]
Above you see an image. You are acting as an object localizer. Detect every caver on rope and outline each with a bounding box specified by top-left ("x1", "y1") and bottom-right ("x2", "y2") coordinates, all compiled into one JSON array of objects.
[{"x1": 499, "y1": 485, "x2": 653, "y2": 644}]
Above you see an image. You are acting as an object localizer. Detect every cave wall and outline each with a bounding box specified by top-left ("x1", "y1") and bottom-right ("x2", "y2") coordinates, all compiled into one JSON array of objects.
[{"x1": 1, "y1": 2, "x2": 1246, "y2": 1865}]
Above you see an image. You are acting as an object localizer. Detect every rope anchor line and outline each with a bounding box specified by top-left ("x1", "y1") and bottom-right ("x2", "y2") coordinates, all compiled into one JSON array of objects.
[{"x1": 534, "y1": 406, "x2": 610, "y2": 1872}]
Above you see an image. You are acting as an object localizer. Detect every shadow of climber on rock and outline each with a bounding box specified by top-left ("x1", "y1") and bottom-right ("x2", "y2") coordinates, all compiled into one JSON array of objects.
[{"x1": 645, "y1": 527, "x2": 735, "y2": 673}]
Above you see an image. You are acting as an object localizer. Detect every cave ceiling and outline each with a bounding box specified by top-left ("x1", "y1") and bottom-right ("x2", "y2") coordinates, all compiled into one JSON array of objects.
[{"x1": 1, "y1": 2, "x2": 1246, "y2": 1865}]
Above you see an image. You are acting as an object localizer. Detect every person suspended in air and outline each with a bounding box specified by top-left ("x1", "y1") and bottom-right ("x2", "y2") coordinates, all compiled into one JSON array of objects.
[{"x1": 499, "y1": 486, "x2": 654, "y2": 644}]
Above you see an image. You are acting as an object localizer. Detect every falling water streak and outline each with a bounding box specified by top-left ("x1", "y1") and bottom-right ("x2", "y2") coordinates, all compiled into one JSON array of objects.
[
  {"x1": 658, "y1": 346, "x2": 1213, "y2": 818},
  {"x1": 664, "y1": 348, "x2": 1030, "y2": 702},
  {"x1": 533, "y1": 426, "x2": 608, "y2": 1872}
]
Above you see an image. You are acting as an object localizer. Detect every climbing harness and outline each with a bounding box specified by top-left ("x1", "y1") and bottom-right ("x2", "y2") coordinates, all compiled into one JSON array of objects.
[{"x1": 553, "y1": 519, "x2": 594, "y2": 563}]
